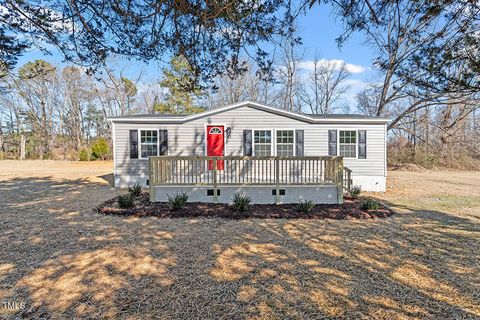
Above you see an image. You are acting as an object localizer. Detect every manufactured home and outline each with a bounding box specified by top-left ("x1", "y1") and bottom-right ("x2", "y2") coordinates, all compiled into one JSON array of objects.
[{"x1": 108, "y1": 101, "x2": 389, "y2": 204}]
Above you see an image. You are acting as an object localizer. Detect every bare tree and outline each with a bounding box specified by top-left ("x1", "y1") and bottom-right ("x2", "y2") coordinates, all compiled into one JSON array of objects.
[
  {"x1": 202, "y1": 62, "x2": 278, "y2": 109},
  {"x1": 300, "y1": 57, "x2": 351, "y2": 114},
  {"x1": 0, "y1": 79, "x2": 23, "y2": 135},
  {"x1": 356, "y1": 85, "x2": 380, "y2": 116},
  {"x1": 98, "y1": 67, "x2": 139, "y2": 117},
  {"x1": 61, "y1": 66, "x2": 95, "y2": 151},
  {"x1": 276, "y1": 34, "x2": 303, "y2": 112},
  {"x1": 0, "y1": 59, "x2": 143, "y2": 160},
  {"x1": 17, "y1": 60, "x2": 58, "y2": 158},
  {"x1": 137, "y1": 83, "x2": 163, "y2": 114},
  {"x1": 332, "y1": 1, "x2": 479, "y2": 132},
  {"x1": 0, "y1": 116, "x2": 4, "y2": 154}
]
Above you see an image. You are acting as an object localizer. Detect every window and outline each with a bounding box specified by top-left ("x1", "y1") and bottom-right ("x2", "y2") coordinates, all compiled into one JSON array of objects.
[
  {"x1": 339, "y1": 130, "x2": 356, "y2": 158},
  {"x1": 253, "y1": 130, "x2": 272, "y2": 156},
  {"x1": 209, "y1": 127, "x2": 222, "y2": 134},
  {"x1": 140, "y1": 130, "x2": 158, "y2": 158},
  {"x1": 276, "y1": 130, "x2": 294, "y2": 156}
]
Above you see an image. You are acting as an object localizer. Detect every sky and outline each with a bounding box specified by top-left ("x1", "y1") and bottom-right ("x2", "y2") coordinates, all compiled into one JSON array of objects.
[
  {"x1": 296, "y1": 3, "x2": 379, "y2": 109},
  {"x1": 15, "y1": 3, "x2": 379, "y2": 111}
]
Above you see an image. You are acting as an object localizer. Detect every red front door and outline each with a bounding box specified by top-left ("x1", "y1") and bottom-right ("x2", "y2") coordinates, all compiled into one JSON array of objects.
[{"x1": 206, "y1": 125, "x2": 224, "y2": 170}]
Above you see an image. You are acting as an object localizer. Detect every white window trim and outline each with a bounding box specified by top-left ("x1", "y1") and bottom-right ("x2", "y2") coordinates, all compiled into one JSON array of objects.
[
  {"x1": 337, "y1": 129, "x2": 358, "y2": 159},
  {"x1": 252, "y1": 129, "x2": 273, "y2": 156},
  {"x1": 138, "y1": 129, "x2": 159, "y2": 159},
  {"x1": 274, "y1": 128, "x2": 296, "y2": 157}
]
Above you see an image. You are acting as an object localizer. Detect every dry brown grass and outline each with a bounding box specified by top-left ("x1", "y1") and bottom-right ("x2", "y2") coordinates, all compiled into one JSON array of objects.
[{"x1": 0, "y1": 161, "x2": 479, "y2": 319}]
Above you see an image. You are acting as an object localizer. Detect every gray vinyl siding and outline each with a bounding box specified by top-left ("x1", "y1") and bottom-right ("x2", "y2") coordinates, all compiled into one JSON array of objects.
[{"x1": 113, "y1": 105, "x2": 386, "y2": 178}]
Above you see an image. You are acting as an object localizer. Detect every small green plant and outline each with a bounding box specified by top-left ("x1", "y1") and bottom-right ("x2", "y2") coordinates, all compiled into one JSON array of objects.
[
  {"x1": 79, "y1": 149, "x2": 90, "y2": 161},
  {"x1": 91, "y1": 138, "x2": 110, "y2": 160},
  {"x1": 361, "y1": 198, "x2": 380, "y2": 211},
  {"x1": 118, "y1": 194, "x2": 135, "y2": 208},
  {"x1": 128, "y1": 183, "x2": 142, "y2": 197},
  {"x1": 231, "y1": 192, "x2": 251, "y2": 213},
  {"x1": 349, "y1": 185, "x2": 362, "y2": 199},
  {"x1": 297, "y1": 200, "x2": 315, "y2": 214},
  {"x1": 168, "y1": 192, "x2": 189, "y2": 211}
]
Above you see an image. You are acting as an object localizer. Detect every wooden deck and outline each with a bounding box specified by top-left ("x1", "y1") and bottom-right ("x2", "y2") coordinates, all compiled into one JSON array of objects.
[{"x1": 149, "y1": 156, "x2": 351, "y2": 204}]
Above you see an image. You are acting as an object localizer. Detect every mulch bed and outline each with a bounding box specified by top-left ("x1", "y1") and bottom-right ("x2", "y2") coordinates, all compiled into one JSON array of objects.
[{"x1": 95, "y1": 193, "x2": 395, "y2": 220}]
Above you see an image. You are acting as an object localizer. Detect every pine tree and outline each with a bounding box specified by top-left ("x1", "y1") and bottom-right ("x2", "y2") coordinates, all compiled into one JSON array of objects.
[{"x1": 155, "y1": 55, "x2": 204, "y2": 114}]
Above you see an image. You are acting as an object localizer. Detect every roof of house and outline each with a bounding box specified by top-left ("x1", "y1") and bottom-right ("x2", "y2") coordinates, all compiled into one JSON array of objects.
[
  {"x1": 307, "y1": 113, "x2": 385, "y2": 119},
  {"x1": 108, "y1": 101, "x2": 390, "y2": 124},
  {"x1": 113, "y1": 113, "x2": 189, "y2": 118}
]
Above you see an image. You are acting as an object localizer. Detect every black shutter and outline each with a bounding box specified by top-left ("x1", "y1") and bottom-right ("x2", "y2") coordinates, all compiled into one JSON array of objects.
[
  {"x1": 295, "y1": 130, "x2": 304, "y2": 156},
  {"x1": 129, "y1": 130, "x2": 138, "y2": 159},
  {"x1": 358, "y1": 130, "x2": 367, "y2": 159},
  {"x1": 243, "y1": 130, "x2": 252, "y2": 156},
  {"x1": 328, "y1": 130, "x2": 337, "y2": 156},
  {"x1": 159, "y1": 130, "x2": 168, "y2": 155}
]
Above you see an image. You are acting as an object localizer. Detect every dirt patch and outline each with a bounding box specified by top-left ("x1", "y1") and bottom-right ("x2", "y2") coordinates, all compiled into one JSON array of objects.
[
  {"x1": 389, "y1": 163, "x2": 428, "y2": 172},
  {"x1": 95, "y1": 193, "x2": 394, "y2": 220}
]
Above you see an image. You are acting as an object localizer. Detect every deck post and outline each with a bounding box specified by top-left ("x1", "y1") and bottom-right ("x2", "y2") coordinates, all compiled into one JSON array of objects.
[
  {"x1": 275, "y1": 157, "x2": 280, "y2": 205},
  {"x1": 348, "y1": 169, "x2": 351, "y2": 191},
  {"x1": 213, "y1": 157, "x2": 218, "y2": 203},
  {"x1": 149, "y1": 157, "x2": 155, "y2": 202},
  {"x1": 336, "y1": 158, "x2": 344, "y2": 204}
]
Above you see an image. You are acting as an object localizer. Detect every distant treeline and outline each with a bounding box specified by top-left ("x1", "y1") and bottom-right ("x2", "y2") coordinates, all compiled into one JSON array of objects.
[{"x1": 0, "y1": 60, "x2": 139, "y2": 160}]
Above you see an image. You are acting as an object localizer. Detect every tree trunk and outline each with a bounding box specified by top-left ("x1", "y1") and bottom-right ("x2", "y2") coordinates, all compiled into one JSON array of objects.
[
  {"x1": 20, "y1": 133, "x2": 26, "y2": 160},
  {"x1": 0, "y1": 126, "x2": 4, "y2": 153}
]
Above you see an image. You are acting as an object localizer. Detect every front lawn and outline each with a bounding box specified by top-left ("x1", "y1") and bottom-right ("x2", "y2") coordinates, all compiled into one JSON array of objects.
[{"x1": 0, "y1": 161, "x2": 478, "y2": 319}]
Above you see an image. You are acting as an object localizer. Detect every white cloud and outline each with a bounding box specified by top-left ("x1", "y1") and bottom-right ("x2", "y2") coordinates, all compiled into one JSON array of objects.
[
  {"x1": 341, "y1": 79, "x2": 370, "y2": 91},
  {"x1": 339, "y1": 79, "x2": 368, "y2": 107},
  {"x1": 298, "y1": 59, "x2": 366, "y2": 74}
]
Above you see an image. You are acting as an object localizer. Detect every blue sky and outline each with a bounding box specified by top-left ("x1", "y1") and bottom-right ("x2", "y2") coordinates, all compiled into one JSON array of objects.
[
  {"x1": 299, "y1": 4, "x2": 372, "y2": 67},
  {"x1": 16, "y1": 3, "x2": 378, "y2": 110},
  {"x1": 295, "y1": 3, "x2": 378, "y2": 109}
]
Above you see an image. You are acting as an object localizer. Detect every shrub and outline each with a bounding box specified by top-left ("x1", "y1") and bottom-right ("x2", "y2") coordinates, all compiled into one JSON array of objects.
[
  {"x1": 79, "y1": 149, "x2": 90, "y2": 161},
  {"x1": 118, "y1": 194, "x2": 135, "y2": 208},
  {"x1": 66, "y1": 149, "x2": 79, "y2": 161},
  {"x1": 128, "y1": 183, "x2": 142, "y2": 197},
  {"x1": 91, "y1": 138, "x2": 110, "y2": 160},
  {"x1": 168, "y1": 192, "x2": 189, "y2": 211},
  {"x1": 361, "y1": 198, "x2": 380, "y2": 211},
  {"x1": 231, "y1": 192, "x2": 251, "y2": 213},
  {"x1": 297, "y1": 200, "x2": 315, "y2": 214},
  {"x1": 349, "y1": 185, "x2": 362, "y2": 199}
]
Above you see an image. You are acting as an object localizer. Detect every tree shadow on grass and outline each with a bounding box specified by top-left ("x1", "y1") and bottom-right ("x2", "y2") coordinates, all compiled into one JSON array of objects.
[
  {"x1": 97, "y1": 173, "x2": 114, "y2": 186},
  {"x1": 0, "y1": 176, "x2": 479, "y2": 318},
  {"x1": 206, "y1": 205, "x2": 479, "y2": 318}
]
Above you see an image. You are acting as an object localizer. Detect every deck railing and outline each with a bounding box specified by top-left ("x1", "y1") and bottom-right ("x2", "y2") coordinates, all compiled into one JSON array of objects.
[
  {"x1": 343, "y1": 167, "x2": 352, "y2": 193},
  {"x1": 149, "y1": 156, "x2": 350, "y2": 203}
]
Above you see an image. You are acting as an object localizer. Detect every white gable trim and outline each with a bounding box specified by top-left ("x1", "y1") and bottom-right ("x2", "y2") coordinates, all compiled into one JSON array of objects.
[{"x1": 108, "y1": 100, "x2": 390, "y2": 124}]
